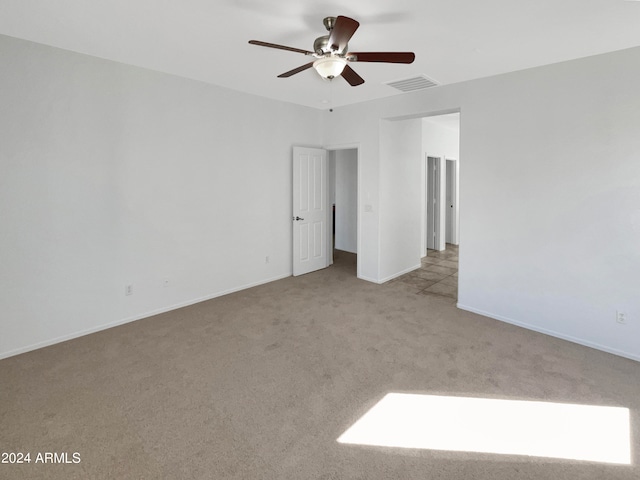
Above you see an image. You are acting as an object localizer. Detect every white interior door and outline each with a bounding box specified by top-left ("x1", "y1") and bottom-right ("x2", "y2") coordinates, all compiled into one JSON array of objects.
[
  {"x1": 446, "y1": 159, "x2": 454, "y2": 244},
  {"x1": 293, "y1": 146, "x2": 328, "y2": 276}
]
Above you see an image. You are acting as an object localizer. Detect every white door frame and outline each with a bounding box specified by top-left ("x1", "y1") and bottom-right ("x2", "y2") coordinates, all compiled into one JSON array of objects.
[{"x1": 426, "y1": 155, "x2": 444, "y2": 251}]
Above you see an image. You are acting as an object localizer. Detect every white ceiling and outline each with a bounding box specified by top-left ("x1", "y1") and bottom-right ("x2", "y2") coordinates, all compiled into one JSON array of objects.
[{"x1": 1, "y1": 1, "x2": 640, "y2": 109}]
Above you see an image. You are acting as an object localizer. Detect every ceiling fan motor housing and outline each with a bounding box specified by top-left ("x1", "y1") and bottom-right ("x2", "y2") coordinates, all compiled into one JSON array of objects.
[
  {"x1": 314, "y1": 17, "x2": 347, "y2": 55},
  {"x1": 314, "y1": 35, "x2": 348, "y2": 55},
  {"x1": 314, "y1": 35, "x2": 347, "y2": 55}
]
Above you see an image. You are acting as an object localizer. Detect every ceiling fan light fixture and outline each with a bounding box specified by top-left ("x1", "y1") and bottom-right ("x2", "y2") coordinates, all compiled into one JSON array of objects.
[{"x1": 313, "y1": 56, "x2": 347, "y2": 79}]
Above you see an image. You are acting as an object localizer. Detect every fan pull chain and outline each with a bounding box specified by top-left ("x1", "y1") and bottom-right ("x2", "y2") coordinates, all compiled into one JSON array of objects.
[{"x1": 329, "y1": 77, "x2": 334, "y2": 112}]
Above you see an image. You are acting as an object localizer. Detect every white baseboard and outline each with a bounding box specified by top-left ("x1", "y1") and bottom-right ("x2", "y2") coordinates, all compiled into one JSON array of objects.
[
  {"x1": 0, "y1": 272, "x2": 292, "y2": 360},
  {"x1": 357, "y1": 274, "x2": 380, "y2": 284},
  {"x1": 378, "y1": 264, "x2": 422, "y2": 284},
  {"x1": 456, "y1": 303, "x2": 640, "y2": 363}
]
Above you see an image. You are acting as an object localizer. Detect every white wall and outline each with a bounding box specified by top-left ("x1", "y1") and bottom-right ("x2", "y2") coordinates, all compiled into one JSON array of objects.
[
  {"x1": 422, "y1": 116, "x2": 460, "y2": 159},
  {"x1": 334, "y1": 149, "x2": 357, "y2": 253},
  {"x1": 379, "y1": 118, "x2": 423, "y2": 282},
  {"x1": 421, "y1": 117, "x2": 460, "y2": 254},
  {"x1": 324, "y1": 47, "x2": 640, "y2": 361},
  {"x1": 0, "y1": 35, "x2": 323, "y2": 358}
]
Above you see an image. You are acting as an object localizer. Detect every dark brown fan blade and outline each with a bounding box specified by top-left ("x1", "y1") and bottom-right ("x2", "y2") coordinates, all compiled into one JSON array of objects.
[
  {"x1": 341, "y1": 65, "x2": 365, "y2": 86},
  {"x1": 348, "y1": 52, "x2": 415, "y2": 64},
  {"x1": 278, "y1": 62, "x2": 315, "y2": 78},
  {"x1": 328, "y1": 16, "x2": 360, "y2": 52},
  {"x1": 249, "y1": 40, "x2": 313, "y2": 56}
]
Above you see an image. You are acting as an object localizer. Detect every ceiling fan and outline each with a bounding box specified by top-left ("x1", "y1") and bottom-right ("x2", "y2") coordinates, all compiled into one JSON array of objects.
[{"x1": 249, "y1": 15, "x2": 415, "y2": 86}]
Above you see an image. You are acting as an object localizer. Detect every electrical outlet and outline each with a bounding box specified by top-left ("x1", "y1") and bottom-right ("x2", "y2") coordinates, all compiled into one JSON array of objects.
[
  {"x1": 616, "y1": 311, "x2": 626, "y2": 324},
  {"x1": 125, "y1": 284, "x2": 133, "y2": 296}
]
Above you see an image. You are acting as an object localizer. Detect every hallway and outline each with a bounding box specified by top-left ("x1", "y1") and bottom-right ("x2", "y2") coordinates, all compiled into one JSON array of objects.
[{"x1": 391, "y1": 244, "x2": 459, "y2": 303}]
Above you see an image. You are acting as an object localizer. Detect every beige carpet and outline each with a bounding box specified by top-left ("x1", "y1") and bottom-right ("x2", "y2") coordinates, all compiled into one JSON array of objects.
[{"x1": 1, "y1": 251, "x2": 638, "y2": 479}]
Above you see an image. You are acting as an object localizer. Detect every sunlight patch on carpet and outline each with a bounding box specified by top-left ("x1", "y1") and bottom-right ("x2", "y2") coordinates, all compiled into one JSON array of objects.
[{"x1": 337, "y1": 393, "x2": 631, "y2": 464}]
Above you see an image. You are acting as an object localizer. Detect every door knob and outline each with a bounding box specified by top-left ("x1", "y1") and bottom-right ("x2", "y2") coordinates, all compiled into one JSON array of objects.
[{"x1": 293, "y1": 216, "x2": 304, "y2": 221}]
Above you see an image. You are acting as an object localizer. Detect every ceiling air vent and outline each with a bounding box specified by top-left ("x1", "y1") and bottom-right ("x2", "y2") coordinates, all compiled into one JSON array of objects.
[{"x1": 384, "y1": 75, "x2": 439, "y2": 93}]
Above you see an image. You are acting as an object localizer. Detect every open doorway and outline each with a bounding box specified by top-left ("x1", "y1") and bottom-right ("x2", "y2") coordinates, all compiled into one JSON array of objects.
[
  {"x1": 373, "y1": 112, "x2": 459, "y2": 301},
  {"x1": 422, "y1": 113, "x2": 460, "y2": 255},
  {"x1": 328, "y1": 148, "x2": 358, "y2": 276},
  {"x1": 418, "y1": 113, "x2": 460, "y2": 303}
]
